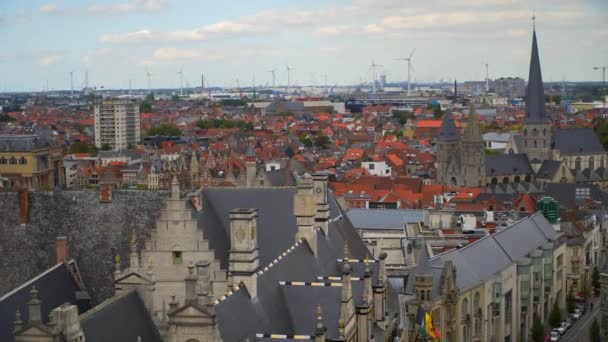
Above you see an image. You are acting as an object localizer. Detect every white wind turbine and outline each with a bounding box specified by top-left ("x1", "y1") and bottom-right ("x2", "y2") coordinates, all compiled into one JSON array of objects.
[{"x1": 396, "y1": 48, "x2": 416, "y2": 96}]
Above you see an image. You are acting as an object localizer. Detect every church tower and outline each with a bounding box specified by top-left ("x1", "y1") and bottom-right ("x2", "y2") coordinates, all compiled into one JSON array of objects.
[
  {"x1": 461, "y1": 105, "x2": 486, "y2": 187},
  {"x1": 522, "y1": 22, "x2": 552, "y2": 162},
  {"x1": 436, "y1": 110, "x2": 462, "y2": 186}
]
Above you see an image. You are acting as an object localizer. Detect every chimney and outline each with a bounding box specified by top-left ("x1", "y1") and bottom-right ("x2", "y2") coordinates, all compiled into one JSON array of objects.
[
  {"x1": 55, "y1": 237, "x2": 68, "y2": 264},
  {"x1": 99, "y1": 182, "x2": 112, "y2": 203},
  {"x1": 185, "y1": 263, "x2": 198, "y2": 305},
  {"x1": 228, "y1": 208, "x2": 260, "y2": 297},
  {"x1": 27, "y1": 286, "x2": 42, "y2": 323},
  {"x1": 294, "y1": 177, "x2": 318, "y2": 255},
  {"x1": 312, "y1": 173, "x2": 330, "y2": 237},
  {"x1": 18, "y1": 188, "x2": 28, "y2": 225}
]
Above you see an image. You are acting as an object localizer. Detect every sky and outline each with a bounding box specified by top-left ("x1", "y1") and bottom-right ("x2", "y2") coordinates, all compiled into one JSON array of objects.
[{"x1": 0, "y1": 0, "x2": 607, "y2": 91}]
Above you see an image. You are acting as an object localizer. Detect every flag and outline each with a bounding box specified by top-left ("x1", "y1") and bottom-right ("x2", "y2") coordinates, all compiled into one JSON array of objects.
[
  {"x1": 425, "y1": 312, "x2": 437, "y2": 341},
  {"x1": 416, "y1": 306, "x2": 426, "y2": 338}
]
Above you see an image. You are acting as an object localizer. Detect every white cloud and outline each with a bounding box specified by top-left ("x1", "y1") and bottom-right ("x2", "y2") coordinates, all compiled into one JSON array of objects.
[
  {"x1": 141, "y1": 47, "x2": 221, "y2": 64},
  {"x1": 40, "y1": 0, "x2": 169, "y2": 16},
  {"x1": 38, "y1": 54, "x2": 61, "y2": 65}
]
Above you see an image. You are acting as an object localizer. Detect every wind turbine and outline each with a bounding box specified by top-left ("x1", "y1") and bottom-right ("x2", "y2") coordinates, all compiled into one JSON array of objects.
[
  {"x1": 396, "y1": 49, "x2": 415, "y2": 96},
  {"x1": 177, "y1": 68, "x2": 184, "y2": 96},
  {"x1": 368, "y1": 58, "x2": 382, "y2": 94},
  {"x1": 285, "y1": 64, "x2": 294, "y2": 93},
  {"x1": 268, "y1": 69, "x2": 276, "y2": 88}
]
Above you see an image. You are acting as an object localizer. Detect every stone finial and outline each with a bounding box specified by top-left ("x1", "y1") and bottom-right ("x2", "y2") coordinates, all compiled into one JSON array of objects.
[
  {"x1": 130, "y1": 230, "x2": 137, "y2": 252},
  {"x1": 363, "y1": 259, "x2": 372, "y2": 304},
  {"x1": 114, "y1": 255, "x2": 121, "y2": 274},
  {"x1": 171, "y1": 176, "x2": 180, "y2": 200},
  {"x1": 13, "y1": 310, "x2": 23, "y2": 332},
  {"x1": 338, "y1": 319, "x2": 346, "y2": 338},
  {"x1": 27, "y1": 285, "x2": 42, "y2": 323},
  {"x1": 169, "y1": 295, "x2": 178, "y2": 311}
]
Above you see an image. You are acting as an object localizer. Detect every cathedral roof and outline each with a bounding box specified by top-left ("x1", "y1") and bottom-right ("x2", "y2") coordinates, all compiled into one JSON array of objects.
[
  {"x1": 553, "y1": 128, "x2": 606, "y2": 155},
  {"x1": 485, "y1": 153, "x2": 533, "y2": 176},
  {"x1": 524, "y1": 29, "x2": 548, "y2": 124},
  {"x1": 437, "y1": 110, "x2": 460, "y2": 141}
]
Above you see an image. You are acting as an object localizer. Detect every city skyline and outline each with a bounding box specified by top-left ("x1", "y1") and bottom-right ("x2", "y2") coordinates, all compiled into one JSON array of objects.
[{"x1": 1, "y1": 0, "x2": 607, "y2": 91}]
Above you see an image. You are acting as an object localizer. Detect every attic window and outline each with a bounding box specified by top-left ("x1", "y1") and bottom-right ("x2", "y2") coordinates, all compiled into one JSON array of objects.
[{"x1": 173, "y1": 251, "x2": 183, "y2": 264}]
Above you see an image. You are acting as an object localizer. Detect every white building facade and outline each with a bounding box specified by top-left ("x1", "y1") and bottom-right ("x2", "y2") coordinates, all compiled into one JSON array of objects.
[{"x1": 94, "y1": 98, "x2": 140, "y2": 151}]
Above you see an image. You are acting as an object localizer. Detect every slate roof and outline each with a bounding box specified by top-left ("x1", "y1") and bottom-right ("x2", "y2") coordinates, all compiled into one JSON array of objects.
[
  {"x1": 0, "y1": 191, "x2": 170, "y2": 303},
  {"x1": 553, "y1": 128, "x2": 606, "y2": 155},
  {"x1": 346, "y1": 209, "x2": 424, "y2": 230},
  {"x1": 536, "y1": 160, "x2": 563, "y2": 179},
  {"x1": 0, "y1": 134, "x2": 57, "y2": 152},
  {"x1": 524, "y1": 29, "x2": 548, "y2": 124},
  {"x1": 438, "y1": 111, "x2": 460, "y2": 141},
  {"x1": 485, "y1": 153, "x2": 533, "y2": 176},
  {"x1": 80, "y1": 289, "x2": 162, "y2": 342},
  {"x1": 405, "y1": 213, "x2": 558, "y2": 299},
  {"x1": 486, "y1": 182, "x2": 545, "y2": 194},
  {"x1": 543, "y1": 183, "x2": 608, "y2": 209},
  {"x1": 0, "y1": 261, "x2": 89, "y2": 342}
]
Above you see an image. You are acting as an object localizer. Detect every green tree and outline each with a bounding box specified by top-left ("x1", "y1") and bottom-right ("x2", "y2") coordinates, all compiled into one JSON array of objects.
[
  {"x1": 196, "y1": 119, "x2": 252, "y2": 131},
  {"x1": 0, "y1": 113, "x2": 16, "y2": 122},
  {"x1": 101, "y1": 143, "x2": 111, "y2": 151},
  {"x1": 549, "y1": 300, "x2": 561, "y2": 328},
  {"x1": 581, "y1": 284, "x2": 590, "y2": 301},
  {"x1": 314, "y1": 135, "x2": 330, "y2": 148},
  {"x1": 68, "y1": 141, "x2": 97, "y2": 154},
  {"x1": 593, "y1": 266, "x2": 600, "y2": 291},
  {"x1": 147, "y1": 122, "x2": 182, "y2": 136},
  {"x1": 530, "y1": 316, "x2": 545, "y2": 342},
  {"x1": 171, "y1": 94, "x2": 180, "y2": 101},
  {"x1": 485, "y1": 149, "x2": 500, "y2": 155},
  {"x1": 566, "y1": 290, "x2": 576, "y2": 314},
  {"x1": 140, "y1": 93, "x2": 155, "y2": 113},
  {"x1": 219, "y1": 99, "x2": 247, "y2": 106},
  {"x1": 590, "y1": 318, "x2": 601, "y2": 342},
  {"x1": 300, "y1": 134, "x2": 312, "y2": 147}
]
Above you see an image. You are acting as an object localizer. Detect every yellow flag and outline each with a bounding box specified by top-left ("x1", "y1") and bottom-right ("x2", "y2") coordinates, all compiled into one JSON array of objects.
[{"x1": 425, "y1": 312, "x2": 437, "y2": 341}]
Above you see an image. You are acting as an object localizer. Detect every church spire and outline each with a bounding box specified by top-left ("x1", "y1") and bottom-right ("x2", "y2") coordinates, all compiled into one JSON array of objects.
[
  {"x1": 524, "y1": 19, "x2": 547, "y2": 124},
  {"x1": 438, "y1": 110, "x2": 460, "y2": 141},
  {"x1": 463, "y1": 104, "x2": 481, "y2": 142}
]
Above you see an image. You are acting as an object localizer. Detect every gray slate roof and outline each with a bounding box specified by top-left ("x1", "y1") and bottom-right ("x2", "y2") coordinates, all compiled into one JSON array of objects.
[
  {"x1": 485, "y1": 153, "x2": 533, "y2": 176},
  {"x1": 405, "y1": 213, "x2": 558, "y2": 299},
  {"x1": 536, "y1": 160, "x2": 563, "y2": 179},
  {"x1": 0, "y1": 261, "x2": 89, "y2": 342},
  {"x1": 346, "y1": 209, "x2": 424, "y2": 230},
  {"x1": 553, "y1": 128, "x2": 606, "y2": 155},
  {"x1": 0, "y1": 134, "x2": 57, "y2": 152}
]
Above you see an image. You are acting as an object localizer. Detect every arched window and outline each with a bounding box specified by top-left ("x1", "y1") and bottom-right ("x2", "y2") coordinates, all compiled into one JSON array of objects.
[
  {"x1": 474, "y1": 292, "x2": 480, "y2": 309},
  {"x1": 532, "y1": 128, "x2": 538, "y2": 136},
  {"x1": 514, "y1": 176, "x2": 521, "y2": 183},
  {"x1": 575, "y1": 157, "x2": 582, "y2": 171},
  {"x1": 589, "y1": 157, "x2": 595, "y2": 170},
  {"x1": 524, "y1": 175, "x2": 532, "y2": 182},
  {"x1": 543, "y1": 128, "x2": 547, "y2": 136},
  {"x1": 0, "y1": 157, "x2": 6, "y2": 164},
  {"x1": 601, "y1": 156, "x2": 606, "y2": 169},
  {"x1": 491, "y1": 177, "x2": 498, "y2": 185},
  {"x1": 451, "y1": 177, "x2": 457, "y2": 186},
  {"x1": 462, "y1": 298, "x2": 469, "y2": 316},
  {"x1": 9, "y1": 157, "x2": 17, "y2": 165},
  {"x1": 19, "y1": 157, "x2": 27, "y2": 165},
  {"x1": 503, "y1": 177, "x2": 510, "y2": 184}
]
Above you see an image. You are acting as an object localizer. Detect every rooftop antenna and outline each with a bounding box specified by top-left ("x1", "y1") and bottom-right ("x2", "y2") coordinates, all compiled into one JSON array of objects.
[
  {"x1": 177, "y1": 67, "x2": 183, "y2": 96},
  {"x1": 286, "y1": 64, "x2": 294, "y2": 94},
  {"x1": 396, "y1": 49, "x2": 415, "y2": 96}
]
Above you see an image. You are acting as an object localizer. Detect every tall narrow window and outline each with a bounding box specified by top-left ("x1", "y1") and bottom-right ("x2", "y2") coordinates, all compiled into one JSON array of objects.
[{"x1": 173, "y1": 251, "x2": 183, "y2": 264}]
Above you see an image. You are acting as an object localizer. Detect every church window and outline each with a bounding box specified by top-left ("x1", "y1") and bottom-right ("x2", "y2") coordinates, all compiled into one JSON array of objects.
[
  {"x1": 491, "y1": 177, "x2": 498, "y2": 185},
  {"x1": 502, "y1": 177, "x2": 510, "y2": 184},
  {"x1": 532, "y1": 129, "x2": 538, "y2": 136},
  {"x1": 575, "y1": 157, "x2": 582, "y2": 171},
  {"x1": 474, "y1": 292, "x2": 480, "y2": 310},
  {"x1": 462, "y1": 298, "x2": 469, "y2": 316},
  {"x1": 451, "y1": 177, "x2": 457, "y2": 186},
  {"x1": 172, "y1": 251, "x2": 183, "y2": 264},
  {"x1": 589, "y1": 157, "x2": 595, "y2": 170},
  {"x1": 514, "y1": 176, "x2": 521, "y2": 183},
  {"x1": 525, "y1": 175, "x2": 531, "y2": 182},
  {"x1": 9, "y1": 157, "x2": 17, "y2": 165}
]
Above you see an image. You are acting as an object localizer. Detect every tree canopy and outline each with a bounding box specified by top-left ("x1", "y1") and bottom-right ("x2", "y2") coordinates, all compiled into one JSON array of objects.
[
  {"x1": 593, "y1": 117, "x2": 608, "y2": 149},
  {"x1": 219, "y1": 99, "x2": 247, "y2": 107},
  {"x1": 147, "y1": 122, "x2": 182, "y2": 136},
  {"x1": 530, "y1": 316, "x2": 545, "y2": 342},
  {"x1": 68, "y1": 141, "x2": 97, "y2": 155},
  {"x1": 314, "y1": 135, "x2": 330, "y2": 148}
]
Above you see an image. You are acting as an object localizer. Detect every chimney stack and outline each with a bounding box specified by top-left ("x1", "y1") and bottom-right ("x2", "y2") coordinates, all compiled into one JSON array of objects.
[
  {"x1": 18, "y1": 188, "x2": 28, "y2": 225},
  {"x1": 294, "y1": 177, "x2": 318, "y2": 255},
  {"x1": 228, "y1": 208, "x2": 260, "y2": 297},
  {"x1": 55, "y1": 237, "x2": 68, "y2": 264}
]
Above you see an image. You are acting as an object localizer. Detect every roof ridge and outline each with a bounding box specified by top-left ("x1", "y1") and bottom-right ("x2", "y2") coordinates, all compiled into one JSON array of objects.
[{"x1": 0, "y1": 262, "x2": 67, "y2": 301}]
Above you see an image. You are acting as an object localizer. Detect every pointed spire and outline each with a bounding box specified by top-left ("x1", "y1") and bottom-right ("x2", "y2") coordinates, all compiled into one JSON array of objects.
[
  {"x1": 463, "y1": 104, "x2": 481, "y2": 142},
  {"x1": 13, "y1": 310, "x2": 23, "y2": 332},
  {"x1": 524, "y1": 21, "x2": 547, "y2": 123},
  {"x1": 27, "y1": 285, "x2": 42, "y2": 323},
  {"x1": 438, "y1": 110, "x2": 460, "y2": 141}
]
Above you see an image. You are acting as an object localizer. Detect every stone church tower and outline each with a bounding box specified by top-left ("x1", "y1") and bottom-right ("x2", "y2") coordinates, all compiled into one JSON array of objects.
[
  {"x1": 522, "y1": 27, "x2": 551, "y2": 162},
  {"x1": 461, "y1": 105, "x2": 486, "y2": 187},
  {"x1": 436, "y1": 110, "x2": 463, "y2": 186}
]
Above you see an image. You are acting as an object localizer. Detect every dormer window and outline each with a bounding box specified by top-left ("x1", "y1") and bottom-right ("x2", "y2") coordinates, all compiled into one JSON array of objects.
[{"x1": 173, "y1": 251, "x2": 183, "y2": 264}]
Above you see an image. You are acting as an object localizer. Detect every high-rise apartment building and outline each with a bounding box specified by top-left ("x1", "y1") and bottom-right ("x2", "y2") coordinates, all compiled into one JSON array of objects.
[
  {"x1": 494, "y1": 77, "x2": 526, "y2": 98},
  {"x1": 94, "y1": 98, "x2": 140, "y2": 151}
]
